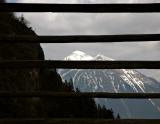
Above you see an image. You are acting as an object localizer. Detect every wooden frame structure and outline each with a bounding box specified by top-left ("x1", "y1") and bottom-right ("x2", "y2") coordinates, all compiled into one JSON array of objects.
[{"x1": 0, "y1": 2, "x2": 160, "y2": 124}]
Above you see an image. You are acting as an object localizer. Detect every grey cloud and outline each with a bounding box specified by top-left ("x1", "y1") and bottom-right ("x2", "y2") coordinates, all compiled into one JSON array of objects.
[
  {"x1": 14, "y1": 0, "x2": 160, "y2": 60},
  {"x1": 16, "y1": 0, "x2": 160, "y2": 35},
  {"x1": 17, "y1": 13, "x2": 160, "y2": 35},
  {"x1": 15, "y1": 0, "x2": 160, "y2": 81}
]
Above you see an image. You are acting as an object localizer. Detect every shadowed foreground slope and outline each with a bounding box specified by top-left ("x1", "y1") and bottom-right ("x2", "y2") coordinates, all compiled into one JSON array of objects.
[{"x1": 0, "y1": 0, "x2": 114, "y2": 119}]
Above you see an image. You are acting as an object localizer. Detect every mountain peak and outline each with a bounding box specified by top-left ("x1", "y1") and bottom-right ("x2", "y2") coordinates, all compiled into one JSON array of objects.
[
  {"x1": 64, "y1": 50, "x2": 94, "y2": 60},
  {"x1": 72, "y1": 50, "x2": 87, "y2": 56},
  {"x1": 65, "y1": 50, "x2": 113, "y2": 61},
  {"x1": 95, "y1": 54, "x2": 114, "y2": 61},
  {"x1": 61, "y1": 50, "x2": 160, "y2": 119}
]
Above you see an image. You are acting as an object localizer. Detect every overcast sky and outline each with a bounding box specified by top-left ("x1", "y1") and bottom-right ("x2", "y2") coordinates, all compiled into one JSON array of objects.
[{"x1": 6, "y1": 0, "x2": 160, "y2": 80}]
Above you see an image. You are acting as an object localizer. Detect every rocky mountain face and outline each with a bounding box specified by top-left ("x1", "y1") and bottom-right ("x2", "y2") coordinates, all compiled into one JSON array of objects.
[{"x1": 59, "y1": 51, "x2": 160, "y2": 119}]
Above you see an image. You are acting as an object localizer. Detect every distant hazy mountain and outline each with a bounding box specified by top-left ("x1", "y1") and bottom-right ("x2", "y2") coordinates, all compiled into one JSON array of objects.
[{"x1": 58, "y1": 51, "x2": 160, "y2": 119}]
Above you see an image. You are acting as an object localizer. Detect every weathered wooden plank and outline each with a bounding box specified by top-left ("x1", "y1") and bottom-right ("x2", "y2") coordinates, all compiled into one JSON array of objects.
[
  {"x1": 0, "y1": 91, "x2": 159, "y2": 98},
  {"x1": 0, "y1": 118, "x2": 159, "y2": 124},
  {"x1": 0, "y1": 60, "x2": 159, "y2": 69},
  {"x1": 0, "y1": 34, "x2": 160, "y2": 43},
  {"x1": 1, "y1": 3, "x2": 160, "y2": 13}
]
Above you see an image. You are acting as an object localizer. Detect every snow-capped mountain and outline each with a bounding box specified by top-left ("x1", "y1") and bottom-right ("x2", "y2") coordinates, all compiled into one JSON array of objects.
[{"x1": 58, "y1": 50, "x2": 160, "y2": 119}]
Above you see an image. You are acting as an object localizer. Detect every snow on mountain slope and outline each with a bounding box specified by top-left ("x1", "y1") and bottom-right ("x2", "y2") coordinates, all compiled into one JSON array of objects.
[
  {"x1": 58, "y1": 50, "x2": 160, "y2": 119},
  {"x1": 64, "y1": 50, "x2": 94, "y2": 60}
]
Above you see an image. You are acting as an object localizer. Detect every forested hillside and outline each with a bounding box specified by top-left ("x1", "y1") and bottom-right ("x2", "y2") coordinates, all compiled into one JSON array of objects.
[{"x1": 0, "y1": 0, "x2": 114, "y2": 119}]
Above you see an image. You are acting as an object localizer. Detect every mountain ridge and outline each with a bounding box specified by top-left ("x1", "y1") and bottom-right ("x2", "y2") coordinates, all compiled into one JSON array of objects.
[
  {"x1": 59, "y1": 50, "x2": 160, "y2": 119},
  {"x1": 64, "y1": 50, "x2": 113, "y2": 61}
]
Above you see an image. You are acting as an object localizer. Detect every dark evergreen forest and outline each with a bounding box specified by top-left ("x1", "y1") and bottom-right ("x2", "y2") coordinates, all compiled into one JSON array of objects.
[{"x1": 0, "y1": 0, "x2": 115, "y2": 119}]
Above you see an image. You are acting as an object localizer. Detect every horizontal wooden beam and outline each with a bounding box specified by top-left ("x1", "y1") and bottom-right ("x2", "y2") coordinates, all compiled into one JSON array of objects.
[
  {"x1": 0, "y1": 60, "x2": 159, "y2": 69},
  {"x1": 0, "y1": 91, "x2": 159, "y2": 98},
  {"x1": 1, "y1": 3, "x2": 160, "y2": 13},
  {"x1": 1, "y1": 34, "x2": 160, "y2": 43},
  {"x1": 0, "y1": 118, "x2": 159, "y2": 124}
]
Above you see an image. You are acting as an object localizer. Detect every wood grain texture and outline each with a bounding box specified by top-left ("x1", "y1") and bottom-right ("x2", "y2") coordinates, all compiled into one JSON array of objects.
[
  {"x1": 1, "y1": 3, "x2": 160, "y2": 13},
  {"x1": 0, "y1": 34, "x2": 160, "y2": 43},
  {"x1": 0, "y1": 91, "x2": 159, "y2": 98},
  {"x1": 0, "y1": 60, "x2": 159, "y2": 69}
]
